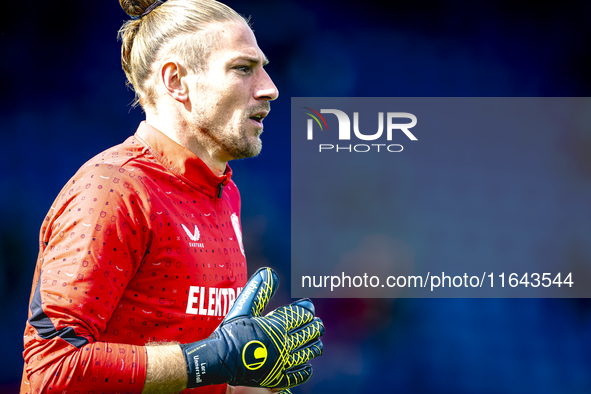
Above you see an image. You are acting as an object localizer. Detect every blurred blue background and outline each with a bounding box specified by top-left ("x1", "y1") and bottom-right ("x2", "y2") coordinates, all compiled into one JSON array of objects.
[{"x1": 1, "y1": 0, "x2": 591, "y2": 393}]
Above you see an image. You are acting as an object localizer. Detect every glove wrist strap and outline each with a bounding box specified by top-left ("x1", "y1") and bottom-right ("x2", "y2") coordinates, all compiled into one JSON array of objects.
[{"x1": 180, "y1": 338, "x2": 231, "y2": 388}]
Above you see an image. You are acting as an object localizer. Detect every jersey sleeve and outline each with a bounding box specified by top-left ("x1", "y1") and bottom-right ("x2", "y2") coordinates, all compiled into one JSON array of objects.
[{"x1": 22, "y1": 163, "x2": 153, "y2": 393}]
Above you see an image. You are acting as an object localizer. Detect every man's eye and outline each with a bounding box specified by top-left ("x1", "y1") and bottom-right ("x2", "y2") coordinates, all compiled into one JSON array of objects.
[{"x1": 235, "y1": 66, "x2": 251, "y2": 73}]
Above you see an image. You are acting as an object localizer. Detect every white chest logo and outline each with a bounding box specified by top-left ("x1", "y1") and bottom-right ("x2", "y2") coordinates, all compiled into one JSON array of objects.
[
  {"x1": 230, "y1": 213, "x2": 245, "y2": 256},
  {"x1": 181, "y1": 224, "x2": 200, "y2": 241}
]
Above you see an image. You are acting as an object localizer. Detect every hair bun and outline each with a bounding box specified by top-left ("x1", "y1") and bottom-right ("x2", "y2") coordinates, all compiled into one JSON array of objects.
[{"x1": 119, "y1": 0, "x2": 159, "y2": 17}]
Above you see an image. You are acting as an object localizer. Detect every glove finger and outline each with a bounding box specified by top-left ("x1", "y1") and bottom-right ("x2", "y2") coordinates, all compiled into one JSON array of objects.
[
  {"x1": 223, "y1": 267, "x2": 278, "y2": 323},
  {"x1": 270, "y1": 299, "x2": 316, "y2": 331},
  {"x1": 287, "y1": 338, "x2": 323, "y2": 368},
  {"x1": 277, "y1": 390, "x2": 292, "y2": 394},
  {"x1": 275, "y1": 362, "x2": 313, "y2": 389},
  {"x1": 290, "y1": 298, "x2": 315, "y2": 315},
  {"x1": 289, "y1": 317, "x2": 325, "y2": 348}
]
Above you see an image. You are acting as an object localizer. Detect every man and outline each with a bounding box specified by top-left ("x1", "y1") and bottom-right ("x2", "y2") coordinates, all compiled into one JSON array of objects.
[{"x1": 21, "y1": 1, "x2": 323, "y2": 393}]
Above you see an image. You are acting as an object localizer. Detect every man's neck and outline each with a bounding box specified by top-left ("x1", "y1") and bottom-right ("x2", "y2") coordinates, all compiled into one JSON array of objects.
[{"x1": 146, "y1": 112, "x2": 228, "y2": 177}]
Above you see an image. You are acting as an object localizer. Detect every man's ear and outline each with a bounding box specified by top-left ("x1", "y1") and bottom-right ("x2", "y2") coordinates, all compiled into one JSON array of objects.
[{"x1": 160, "y1": 61, "x2": 189, "y2": 103}]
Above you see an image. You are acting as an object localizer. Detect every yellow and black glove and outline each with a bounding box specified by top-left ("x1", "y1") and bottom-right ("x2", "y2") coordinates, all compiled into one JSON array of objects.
[{"x1": 180, "y1": 267, "x2": 324, "y2": 392}]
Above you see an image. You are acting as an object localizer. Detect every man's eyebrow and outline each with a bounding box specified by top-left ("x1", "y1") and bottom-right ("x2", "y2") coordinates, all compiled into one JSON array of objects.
[{"x1": 231, "y1": 54, "x2": 270, "y2": 66}]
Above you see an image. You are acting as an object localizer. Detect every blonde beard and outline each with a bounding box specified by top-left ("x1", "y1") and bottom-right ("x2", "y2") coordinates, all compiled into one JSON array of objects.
[
  {"x1": 190, "y1": 114, "x2": 262, "y2": 160},
  {"x1": 190, "y1": 102, "x2": 265, "y2": 161}
]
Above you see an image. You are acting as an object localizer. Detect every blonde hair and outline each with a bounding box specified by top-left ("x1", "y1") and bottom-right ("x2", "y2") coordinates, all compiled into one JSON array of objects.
[{"x1": 118, "y1": 0, "x2": 246, "y2": 108}]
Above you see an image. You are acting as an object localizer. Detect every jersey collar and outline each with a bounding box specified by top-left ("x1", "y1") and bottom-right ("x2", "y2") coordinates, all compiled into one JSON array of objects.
[{"x1": 135, "y1": 122, "x2": 232, "y2": 197}]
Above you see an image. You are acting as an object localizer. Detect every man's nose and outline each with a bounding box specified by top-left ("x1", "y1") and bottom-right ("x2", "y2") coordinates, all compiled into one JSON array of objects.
[{"x1": 255, "y1": 69, "x2": 279, "y2": 101}]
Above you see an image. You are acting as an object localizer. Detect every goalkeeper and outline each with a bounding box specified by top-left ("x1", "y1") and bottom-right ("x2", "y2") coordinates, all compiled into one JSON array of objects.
[{"x1": 21, "y1": 0, "x2": 324, "y2": 393}]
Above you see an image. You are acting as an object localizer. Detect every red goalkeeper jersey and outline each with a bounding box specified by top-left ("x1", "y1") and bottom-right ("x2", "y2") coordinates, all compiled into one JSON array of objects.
[{"x1": 22, "y1": 122, "x2": 248, "y2": 394}]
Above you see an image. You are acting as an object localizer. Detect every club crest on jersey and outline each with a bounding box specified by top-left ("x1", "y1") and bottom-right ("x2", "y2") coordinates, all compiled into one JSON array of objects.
[
  {"x1": 182, "y1": 224, "x2": 204, "y2": 248},
  {"x1": 230, "y1": 213, "x2": 245, "y2": 256}
]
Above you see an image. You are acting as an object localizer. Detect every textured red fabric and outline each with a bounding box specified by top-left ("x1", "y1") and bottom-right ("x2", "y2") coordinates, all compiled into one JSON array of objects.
[{"x1": 22, "y1": 122, "x2": 248, "y2": 394}]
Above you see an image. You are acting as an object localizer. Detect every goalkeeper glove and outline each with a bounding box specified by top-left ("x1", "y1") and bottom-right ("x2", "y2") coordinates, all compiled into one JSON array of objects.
[{"x1": 180, "y1": 267, "x2": 324, "y2": 391}]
